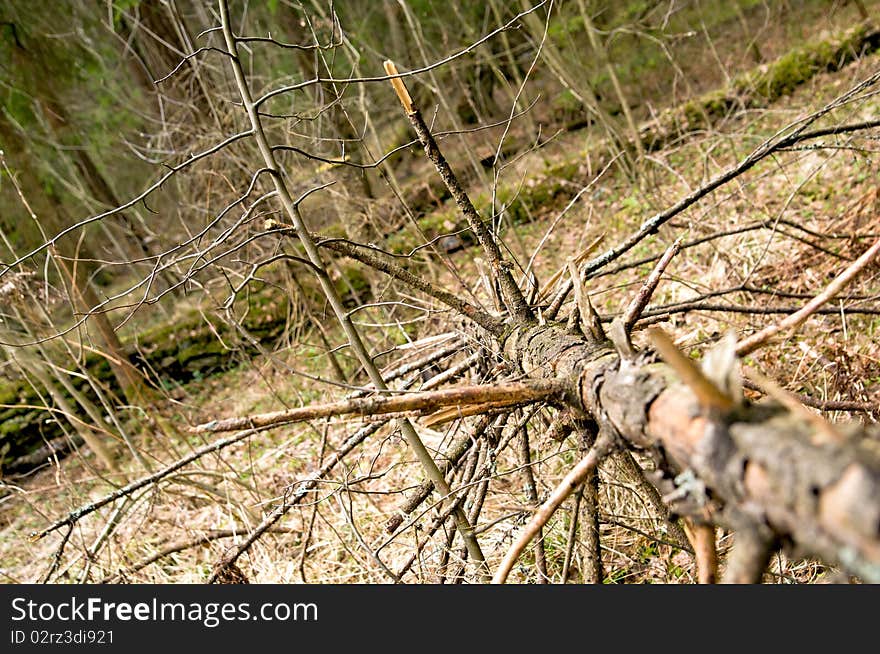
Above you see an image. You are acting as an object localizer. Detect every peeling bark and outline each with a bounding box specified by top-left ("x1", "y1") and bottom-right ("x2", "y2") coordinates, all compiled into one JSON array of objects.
[{"x1": 503, "y1": 323, "x2": 880, "y2": 582}]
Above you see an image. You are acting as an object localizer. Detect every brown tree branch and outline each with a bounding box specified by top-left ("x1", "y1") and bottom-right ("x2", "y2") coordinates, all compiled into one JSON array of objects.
[
  {"x1": 736, "y1": 237, "x2": 880, "y2": 356},
  {"x1": 684, "y1": 521, "x2": 718, "y2": 584},
  {"x1": 576, "y1": 426, "x2": 603, "y2": 584},
  {"x1": 647, "y1": 328, "x2": 734, "y2": 412},
  {"x1": 191, "y1": 379, "x2": 563, "y2": 434},
  {"x1": 517, "y1": 421, "x2": 548, "y2": 583},
  {"x1": 720, "y1": 521, "x2": 775, "y2": 584},
  {"x1": 493, "y1": 431, "x2": 616, "y2": 583},
  {"x1": 219, "y1": 2, "x2": 489, "y2": 577},
  {"x1": 384, "y1": 60, "x2": 534, "y2": 324},
  {"x1": 267, "y1": 222, "x2": 504, "y2": 336},
  {"x1": 622, "y1": 238, "x2": 682, "y2": 333},
  {"x1": 741, "y1": 379, "x2": 877, "y2": 414},
  {"x1": 611, "y1": 450, "x2": 691, "y2": 551}
]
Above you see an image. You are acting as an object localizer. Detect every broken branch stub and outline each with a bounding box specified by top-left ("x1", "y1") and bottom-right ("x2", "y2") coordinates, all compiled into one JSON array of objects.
[{"x1": 384, "y1": 59, "x2": 534, "y2": 324}]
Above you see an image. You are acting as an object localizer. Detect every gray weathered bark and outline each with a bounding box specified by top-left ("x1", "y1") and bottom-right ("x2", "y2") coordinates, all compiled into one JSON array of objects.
[{"x1": 503, "y1": 323, "x2": 880, "y2": 582}]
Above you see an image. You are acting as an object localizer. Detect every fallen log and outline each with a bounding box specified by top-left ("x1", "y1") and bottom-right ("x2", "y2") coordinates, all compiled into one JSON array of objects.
[{"x1": 500, "y1": 322, "x2": 880, "y2": 582}]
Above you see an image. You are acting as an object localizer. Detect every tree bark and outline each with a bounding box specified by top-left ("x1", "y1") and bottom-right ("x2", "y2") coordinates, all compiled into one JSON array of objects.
[{"x1": 503, "y1": 323, "x2": 880, "y2": 582}]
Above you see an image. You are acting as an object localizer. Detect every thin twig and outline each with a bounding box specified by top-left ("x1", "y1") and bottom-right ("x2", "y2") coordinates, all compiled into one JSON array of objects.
[
  {"x1": 394, "y1": 497, "x2": 468, "y2": 580},
  {"x1": 517, "y1": 422, "x2": 548, "y2": 583},
  {"x1": 100, "y1": 527, "x2": 298, "y2": 583},
  {"x1": 41, "y1": 525, "x2": 73, "y2": 583},
  {"x1": 221, "y1": 7, "x2": 490, "y2": 576},
  {"x1": 736, "y1": 237, "x2": 880, "y2": 356},
  {"x1": 493, "y1": 431, "x2": 616, "y2": 584},
  {"x1": 32, "y1": 426, "x2": 268, "y2": 541},
  {"x1": 636, "y1": 302, "x2": 880, "y2": 323},
  {"x1": 252, "y1": 2, "x2": 551, "y2": 107},
  {"x1": 385, "y1": 415, "x2": 490, "y2": 533},
  {"x1": 385, "y1": 60, "x2": 534, "y2": 324},
  {"x1": 744, "y1": 366, "x2": 843, "y2": 444},
  {"x1": 544, "y1": 75, "x2": 880, "y2": 313},
  {"x1": 568, "y1": 260, "x2": 604, "y2": 341},
  {"x1": 611, "y1": 451, "x2": 690, "y2": 550},
  {"x1": 206, "y1": 420, "x2": 383, "y2": 584},
  {"x1": 269, "y1": 224, "x2": 503, "y2": 335},
  {"x1": 335, "y1": 491, "x2": 401, "y2": 583},
  {"x1": 741, "y1": 379, "x2": 877, "y2": 413},
  {"x1": 721, "y1": 522, "x2": 775, "y2": 584},
  {"x1": 622, "y1": 237, "x2": 682, "y2": 333}
]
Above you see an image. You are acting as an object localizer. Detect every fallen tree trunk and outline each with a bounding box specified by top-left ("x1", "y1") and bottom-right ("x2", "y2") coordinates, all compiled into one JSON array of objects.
[{"x1": 503, "y1": 323, "x2": 880, "y2": 582}]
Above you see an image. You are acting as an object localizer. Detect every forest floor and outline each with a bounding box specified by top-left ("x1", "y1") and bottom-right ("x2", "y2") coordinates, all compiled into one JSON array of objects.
[{"x1": 1, "y1": 13, "x2": 879, "y2": 585}]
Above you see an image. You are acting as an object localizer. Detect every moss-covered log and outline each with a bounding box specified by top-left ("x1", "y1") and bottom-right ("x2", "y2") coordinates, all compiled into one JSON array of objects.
[
  {"x1": 381, "y1": 21, "x2": 880, "y2": 257},
  {"x1": 0, "y1": 287, "x2": 294, "y2": 474},
  {"x1": 640, "y1": 21, "x2": 880, "y2": 151}
]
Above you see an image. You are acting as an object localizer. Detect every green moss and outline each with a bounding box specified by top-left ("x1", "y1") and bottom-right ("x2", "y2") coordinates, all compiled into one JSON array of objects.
[
  {"x1": 0, "y1": 381, "x2": 21, "y2": 407},
  {"x1": 547, "y1": 14, "x2": 584, "y2": 41},
  {"x1": 551, "y1": 89, "x2": 586, "y2": 122},
  {"x1": 175, "y1": 339, "x2": 228, "y2": 369},
  {"x1": 0, "y1": 284, "x2": 301, "y2": 470},
  {"x1": 333, "y1": 262, "x2": 370, "y2": 300},
  {"x1": 641, "y1": 21, "x2": 880, "y2": 153},
  {"x1": 384, "y1": 204, "x2": 469, "y2": 255},
  {"x1": 546, "y1": 161, "x2": 579, "y2": 180},
  {"x1": 681, "y1": 100, "x2": 707, "y2": 130},
  {"x1": 418, "y1": 207, "x2": 461, "y2": 235},
  {"x1": 704, "y1": 90, "x2": 734, "y2": 116},
  {"x1": 680, "y1": 89, "x2": 734, "y2": 129},
  {"x1": 760, "y1": 49, "x2": 817, "y2": 98},
  {"x1": 736, "y1": 23, "x2": 875, "y2": 104}
]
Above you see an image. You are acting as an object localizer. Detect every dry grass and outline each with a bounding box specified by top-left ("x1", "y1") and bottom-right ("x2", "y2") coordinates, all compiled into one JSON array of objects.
[{"x1": 2, "y1": 35, "x2": 879, "y2": 586}]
